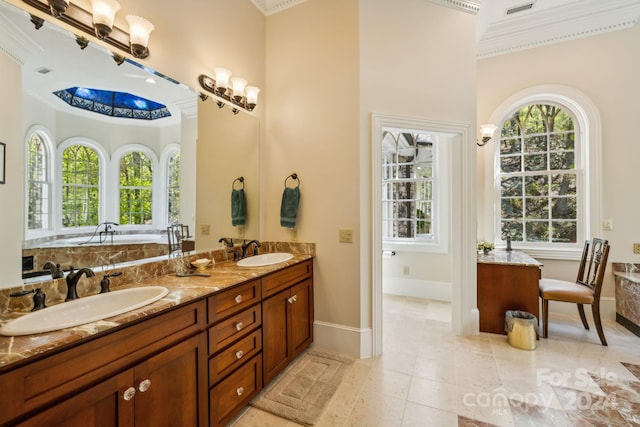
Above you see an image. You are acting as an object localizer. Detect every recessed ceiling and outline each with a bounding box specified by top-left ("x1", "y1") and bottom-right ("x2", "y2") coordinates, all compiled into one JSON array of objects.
[{"x1": 249, "y1": 0, "x2": 309, "y2": 16}]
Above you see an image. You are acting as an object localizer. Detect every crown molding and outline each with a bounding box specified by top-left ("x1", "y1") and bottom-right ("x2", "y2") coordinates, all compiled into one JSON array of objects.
[
  {"x1": 429, "y1": 0, "x2": 480, "y2": 15},
  {"x1": 478, "y1": 0, "x2": 640, "y2": 58},
  {"x1": 249, "y1": 0, "x2": 309, "y2": 16},
  {"x1": 0, "y1": 4, "x2": 41, "y2": 65}
]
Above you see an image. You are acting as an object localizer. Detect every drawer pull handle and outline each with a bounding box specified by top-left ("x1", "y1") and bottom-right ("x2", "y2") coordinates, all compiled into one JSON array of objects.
[
  {"x1": 235, "y1": 322, "x2": 244, "y2": 331},
  {"x1": 123, "y1": 386, "x2": 136, "y2": 401},
  {"x1": 237, "y1": 387, "x2": 245, "y2": 396},
  {"x1": 236, "y1": 350, "x2": 244, "y2": 359},
  {"x1": 288, "y1": 295, "x2": 298, "y2": 304},
  {"x1": 138, "y1": 379, "x2": 151, "y2": 393},
  {"x1": 235, "y1": 295, "x2": 242, "y2": 303}
]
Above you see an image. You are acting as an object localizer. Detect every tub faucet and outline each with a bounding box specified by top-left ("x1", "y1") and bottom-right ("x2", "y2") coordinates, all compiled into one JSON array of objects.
[
  {"x1": 241, "y1": 240, "x2": 261, "y2": 258},
  {"x1": 43, "y1": 261, "x2": 64, "y2": 279},
  {"x1": 65, "y1": 266, "x2": 96, "y2": 301}
]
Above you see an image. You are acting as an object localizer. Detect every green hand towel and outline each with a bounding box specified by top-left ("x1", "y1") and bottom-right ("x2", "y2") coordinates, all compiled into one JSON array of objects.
[
  {"x1": 231, "y1": 189, "x2": 246, "y2": 226},
  {"x1": 280, "y1": 187, "x2": 300, "y2": 228}
]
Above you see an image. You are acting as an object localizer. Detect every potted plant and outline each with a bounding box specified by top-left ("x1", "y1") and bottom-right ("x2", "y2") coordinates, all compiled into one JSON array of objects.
[{"x1": 477, "y1": 240, "x2": 494, "y2": 255}]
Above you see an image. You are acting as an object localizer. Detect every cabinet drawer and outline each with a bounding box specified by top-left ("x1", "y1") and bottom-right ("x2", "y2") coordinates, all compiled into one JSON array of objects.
[
  {"x1": 208, "y1": 305, "x2": 261, "y2": 354},
  {"x1": 210, "y1": 354, "x2": 263, "y2": 427},
  {"x1": 208, "y1": 280, "x2": 261, "y2": 323},
  {"x1": 262, "y1": 259, "x2": 312, "y2": 298},
  {"x1": 209, "y1": 329, "x2": 262, "y2": 386}
]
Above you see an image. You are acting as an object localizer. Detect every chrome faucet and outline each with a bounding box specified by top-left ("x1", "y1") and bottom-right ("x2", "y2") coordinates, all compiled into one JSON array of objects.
[
  {"x1": 65, "y1": 266, "x2": 96, "y2": 301},
  {"x1": 241, "y1": 240, "x2": 261, "y2": 258}
]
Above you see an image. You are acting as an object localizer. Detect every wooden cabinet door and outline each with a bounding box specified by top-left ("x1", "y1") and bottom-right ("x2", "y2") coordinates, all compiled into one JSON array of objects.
[
  {"x1": 290, "y1": 279, "x2": 313, "y2": 359},
  {"x1": 134, "y1": 333, "x2": 207, "y2": 427},
  {"x1": 262, "y1": 290, "x2": 291, "y2": 385},
  {"x1": 16, "y1": 370, "x2": 135, "y2": 427}
]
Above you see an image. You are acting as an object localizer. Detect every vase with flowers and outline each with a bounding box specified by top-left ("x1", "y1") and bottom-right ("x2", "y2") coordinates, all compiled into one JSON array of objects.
[{"x1": 477, "y1": 241, "x2": 494, "y2": 255}]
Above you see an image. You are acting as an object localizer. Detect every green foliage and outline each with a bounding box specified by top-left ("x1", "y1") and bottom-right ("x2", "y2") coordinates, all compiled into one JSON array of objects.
[
  {"x1": 61, "y1": 145, "x2": 100, "y2": 227},
  {"x1": 119, "y1": 152, "x2": 153, "y2": 225}
]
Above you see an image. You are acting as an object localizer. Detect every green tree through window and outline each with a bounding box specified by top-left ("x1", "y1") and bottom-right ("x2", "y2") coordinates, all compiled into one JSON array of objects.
[
  {"x1": 27, "y1": 133, "x2": 50, "y2": 230},
  {"x1": 61, "y1": 145, "x2": 100, "y2": 227},
  {"x1": 167, "y1": 152, "x2": 181, "y2": 224},
  {"x1": 499, "y1": 104, "x2": 577, "y2": 243},
  {"x1": 120, "y1": 152, "x2": 153, "y2": 225}
]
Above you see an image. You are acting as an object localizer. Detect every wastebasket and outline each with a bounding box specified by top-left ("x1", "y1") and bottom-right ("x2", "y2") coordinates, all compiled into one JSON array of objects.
[{"x1": 504, "y1": 310, "x2": 539, "y2": 350}]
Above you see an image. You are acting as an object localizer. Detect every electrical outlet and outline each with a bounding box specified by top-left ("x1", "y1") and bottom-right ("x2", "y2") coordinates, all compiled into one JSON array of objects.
[
  {"x1": 602, "y1": 219, "x2": 613, "y2": 230},
  {"x1": 634, "y1": 243, "x2": 640, "y2": 254},
  {"x1": 201, "y1": 223, "x2": 210, "y2": 236},
  {"x1": 403, "y1": 266, "x2": 410, "y2": 275},
  {"x1": 339, "y1": 228, "x2": 353, "y2": 243}
]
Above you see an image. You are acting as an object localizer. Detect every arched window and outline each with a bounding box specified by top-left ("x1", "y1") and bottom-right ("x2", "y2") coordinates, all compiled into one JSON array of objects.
[
  {"x1": 61, "y1": 145, "x2": 100, "y2": 227},
  {"x1": 486, "y1": 86, "x2": 602, "y2": 259},
  {"x1": 119, "y1": 151, "x2": 153, "y2": 225},
  {"x1": 26, "y1": 131, "x2": 51, "y2": 231},
  {"x1": 167, "y1": 151, "x2": 181, "y2": 224},
  {"x1": 498, "y1": 104, "x2": 578, "y2": 244}
]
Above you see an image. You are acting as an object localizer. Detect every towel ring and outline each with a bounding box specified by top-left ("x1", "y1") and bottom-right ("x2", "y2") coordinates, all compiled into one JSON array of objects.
[
  {"x1": 284, "y1": 173, "x2": 300, "y2": 188},
  {"x1": 232, "y1": 177, "x2": 245, "y2": 190}
]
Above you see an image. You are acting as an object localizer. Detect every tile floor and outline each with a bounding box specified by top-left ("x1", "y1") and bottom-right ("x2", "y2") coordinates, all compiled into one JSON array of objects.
[{"x1": 232, "y1": 294, "x2": 640, "y2": 426}]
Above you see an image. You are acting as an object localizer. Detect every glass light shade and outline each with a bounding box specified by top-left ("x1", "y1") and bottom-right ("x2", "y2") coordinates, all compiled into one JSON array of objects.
[
  {"x1": 230, "y1": 77, "x2": 247, "y2": 100},
  {"x1": 213, "y1": 68, "x2": 232, "y2": 90},
  {"x1": 125, "y1": 15, "x2": 155, "y2": 47},
  {"x1": 245, "y1": 86, "x2": 260, "y2": 106},
  {"x1": 91, "y1": 0, "x2": 120, "y2": 27},
  {"x1": 480, "y1": 124, "x2": 497, "y2": 139}
]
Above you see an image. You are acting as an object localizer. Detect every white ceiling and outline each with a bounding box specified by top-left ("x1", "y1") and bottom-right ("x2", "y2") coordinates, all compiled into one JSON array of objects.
[{"x1": 250, "y1": 0, "x2": 640, "y2": 58}]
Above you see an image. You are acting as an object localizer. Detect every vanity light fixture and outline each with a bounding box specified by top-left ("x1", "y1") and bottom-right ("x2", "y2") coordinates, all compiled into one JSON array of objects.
[
  {"x1": 477, "y1": 124, "x2": 498, "y2": 147},
  {"x1": 47, "y1": 0, "x2": 69, "y2": 17},
  {"x1": 24, "y1": 0, "x2": 154, "y2": 59},
  {"x1": 198, "y1": 73, "x2": 260, "y2": 113},
  {"x1": 90, "y1": 0, "x2": 120, "y2": 40}
]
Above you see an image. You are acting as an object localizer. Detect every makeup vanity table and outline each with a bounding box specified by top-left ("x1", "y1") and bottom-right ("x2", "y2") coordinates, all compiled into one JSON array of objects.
[{"x1": 477, "y1": 250, "x2": 543, "y2": 334}]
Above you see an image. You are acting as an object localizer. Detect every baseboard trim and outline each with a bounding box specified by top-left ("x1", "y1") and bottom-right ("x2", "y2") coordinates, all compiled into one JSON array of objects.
[
  {"x1": 382, "y1": 278, "x2": 451, "y2": 301},
  {"x1": 548, "y1": 296, "x2": 616, "y2": 321},
  {"x1": 313, "y1": 320, "x2": 372, "y2": 359}
]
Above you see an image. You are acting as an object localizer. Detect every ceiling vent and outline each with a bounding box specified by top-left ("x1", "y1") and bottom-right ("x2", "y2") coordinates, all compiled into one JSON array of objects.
[
  {"x1": 506, "y1": 2, "x2": 534, "y2": 16},
  {"x1": 35, "y1": 67, "x2": 52, "y2": 75}
]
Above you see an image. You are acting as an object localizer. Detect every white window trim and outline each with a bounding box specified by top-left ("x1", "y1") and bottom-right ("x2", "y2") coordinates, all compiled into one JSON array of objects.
[
  {"x1": 57, "y1": 137, "x2": 108, "y2": 233},
  {"x1": 484, "y1": 85, "x2": 603, "y2": 261},
  {"x1": 111, "y1": 144, "x2": 159, "y2": 230},
  {"x1": 159, "y1": 143, "x2": 180, "y2": 227},
  {"x1": 24, "y1": 125, "x2": 55, "y2": 240}
]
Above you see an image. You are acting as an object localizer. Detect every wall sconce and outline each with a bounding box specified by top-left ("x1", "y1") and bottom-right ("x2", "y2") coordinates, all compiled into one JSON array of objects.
[
  {"x1": 90, "y1": 0, "x2": 120, "y2": 40},
  {"x1": 477, "y1": 124, "x2": 497, "y2": 147},
  {"x1": 24, "y1": 0, "x2": 153, "y2": 59},
  {"x1": 199, "y1": 72, "x2": 260, "y2": 113}
]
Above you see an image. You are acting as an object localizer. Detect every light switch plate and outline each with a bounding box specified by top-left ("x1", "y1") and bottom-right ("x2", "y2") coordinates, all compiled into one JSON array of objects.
[{"x1": 339, "y1": 228, "x2": 353, "y2": 243}]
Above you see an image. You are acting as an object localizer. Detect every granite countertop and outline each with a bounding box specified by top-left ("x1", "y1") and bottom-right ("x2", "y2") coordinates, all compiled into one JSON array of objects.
[
  {"x1": 613, "y1": 271, "x2": 640, "y2": 284},
  {"x1": 0, "y1": 253, "x2": 312, "y2": 371},
  {"x1": 477, "y1": 250, "x2": 543, "y2": 267}
]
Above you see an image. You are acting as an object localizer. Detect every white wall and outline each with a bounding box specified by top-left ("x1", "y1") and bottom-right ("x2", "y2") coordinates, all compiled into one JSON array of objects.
[
  {"x1": 0, "y1": 45, "x2": 23, "y2": 287},
  {"x1": 478, "y1": 23, "x2": 640, "y2": 318}
]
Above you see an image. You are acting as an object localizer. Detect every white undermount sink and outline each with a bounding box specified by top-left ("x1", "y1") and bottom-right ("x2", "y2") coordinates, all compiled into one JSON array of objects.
[
  {"x1": 237, "y1": 252, "x2": 294, "y2": 267},
  {"x1": 0, "y1": 286, "x2": 169, "y2": 336}
]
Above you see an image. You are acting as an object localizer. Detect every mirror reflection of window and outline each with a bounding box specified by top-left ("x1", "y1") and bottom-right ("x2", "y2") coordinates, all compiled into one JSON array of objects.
[
  {"x1": 167, "y1": 151, "x2": 181, "y2": 224},
  {"x1": 119, "y1": 152, "x2": 153, "y2": 225},
  {"x1": 27, "y1": 132, "x2": 52, "y2": 231},
  {"x1": 61, "y1": 145, "x2": 100, "y2": 227}
]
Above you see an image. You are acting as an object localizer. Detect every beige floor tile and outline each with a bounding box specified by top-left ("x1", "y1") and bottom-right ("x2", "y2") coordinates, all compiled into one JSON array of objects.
[
  {"x1": 407, "y1": 376, "x2": 458, "y2": 412},
  {"x1": 401, "y1": 402, "x2": 458, "y2": 427},
  {"x1": 345, "y1": 387, "x2": 406, "y2": 427}
]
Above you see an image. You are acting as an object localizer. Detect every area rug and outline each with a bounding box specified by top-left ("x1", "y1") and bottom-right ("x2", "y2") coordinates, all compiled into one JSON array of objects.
[{"x1": 250, "y1": 349, "x2": 354, "y2": 425}]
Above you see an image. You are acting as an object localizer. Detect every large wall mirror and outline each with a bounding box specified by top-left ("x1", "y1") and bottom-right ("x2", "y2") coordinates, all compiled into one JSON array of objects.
[{"x1": 0, "y1": 0, "x2": 259, "y2": 285}]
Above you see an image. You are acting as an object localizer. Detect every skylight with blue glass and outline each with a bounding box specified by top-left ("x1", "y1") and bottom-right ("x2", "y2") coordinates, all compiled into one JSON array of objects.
[{"x1": 53, "y1": 87, "x2": 171, "y2": 120}]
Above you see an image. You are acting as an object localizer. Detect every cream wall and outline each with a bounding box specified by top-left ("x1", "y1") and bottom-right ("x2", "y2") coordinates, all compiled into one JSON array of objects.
[
  {"x1": 0, "y1": 47, "x2": 23, "y2": 287},
  {"x1": 264, "y1": 0, "x2": 361, "y2": 355},
  {"x1": 477, "y1": 24, "x2": 640, "y2": 317}
]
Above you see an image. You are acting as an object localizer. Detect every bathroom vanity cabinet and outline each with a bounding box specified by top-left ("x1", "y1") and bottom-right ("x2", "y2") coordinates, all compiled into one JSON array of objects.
[
  {"x1": 262, "y1": 260, "x2": 314, "y2": 384},
  {"x1": 0, "y1": 300, "x2": 208, "y2": 427},
  {"x1": 0, "y1": 257, "x2": 315, "y2": 427}
]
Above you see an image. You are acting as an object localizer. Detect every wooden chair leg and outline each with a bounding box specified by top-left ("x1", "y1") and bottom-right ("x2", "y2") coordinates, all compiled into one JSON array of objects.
[
  {"x1": 577, "y1": 303, "x2": 590, "y2": 330},
  {"x1": 542, "y1": 298, "x2": 549, "y2": 338},
  {"x1": 591, "y1": 302, "x2": 608, "y2": 346}
]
